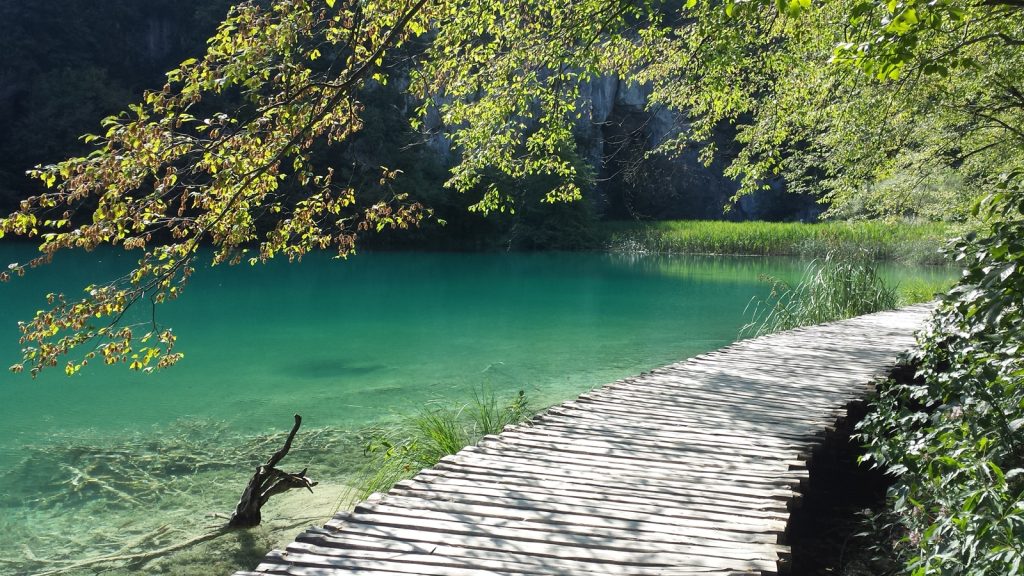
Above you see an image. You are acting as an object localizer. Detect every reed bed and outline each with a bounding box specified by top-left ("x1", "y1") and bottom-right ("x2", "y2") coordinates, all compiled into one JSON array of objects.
[{"x1": 605, "y1": 220, "x2": 958, "y2": 265}]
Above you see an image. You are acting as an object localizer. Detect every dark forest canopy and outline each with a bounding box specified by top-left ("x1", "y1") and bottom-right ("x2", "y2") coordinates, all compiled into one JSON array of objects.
[
  {"x1": 0, "y1": 1, "x2": 236, "y2": 207},
  {"x1": 0, "y1": 0, "x2": 1021, "y2": 378}
]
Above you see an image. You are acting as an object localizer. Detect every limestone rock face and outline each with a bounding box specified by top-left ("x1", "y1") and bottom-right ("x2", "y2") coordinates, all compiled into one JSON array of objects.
[
  {"x1": 592, "y1": 76, "x2": 619, "y2": 125},
  {"x1": 144, "y1": 16, "x2": 176, "y2": 62},
  {"x1": 570, "y1": 75, "x2": 743, "y2": 220},
  {"x1": 567, "y1": 75, "x2": 818, "y2": 221}
]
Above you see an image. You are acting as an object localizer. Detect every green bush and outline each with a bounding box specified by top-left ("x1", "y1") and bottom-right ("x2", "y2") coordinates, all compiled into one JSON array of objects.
[
  {"x1": 741, "y1": 251, "x2": 899, "y2": 337},
  {"x1": 857, "y1": 169, "x2": 1024, "y2": 575}
]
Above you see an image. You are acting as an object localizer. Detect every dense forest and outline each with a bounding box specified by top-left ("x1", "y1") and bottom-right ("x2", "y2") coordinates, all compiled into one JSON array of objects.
[{"x1": 0, "y1": 2, "x2": 231, "y2": 209}]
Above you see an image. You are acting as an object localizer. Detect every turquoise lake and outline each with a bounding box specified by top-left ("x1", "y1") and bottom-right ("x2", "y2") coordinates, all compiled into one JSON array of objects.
[{"x1": 0, "y1": 247, "x2": 954, "y2": 575}]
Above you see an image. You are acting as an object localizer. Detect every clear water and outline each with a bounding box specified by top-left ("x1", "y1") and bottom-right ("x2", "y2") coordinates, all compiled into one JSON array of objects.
[{"x1": 0, "y1": 246, "x2": 953, "y2": 574}]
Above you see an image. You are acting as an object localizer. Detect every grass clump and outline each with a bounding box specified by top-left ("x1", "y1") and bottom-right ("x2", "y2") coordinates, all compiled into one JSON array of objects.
[
  {"x1": 604, "y1": 219, "x2": 959, "y2": 265},
  {"x1": 893, "y1": 276, "x2": 954, "y2": 306},
  {"x1": 353, "y1": 389, "x2": 532, "y2": 500},
  {"x1": 741, "y1": 251, "x2": 899, "y2": 338}
]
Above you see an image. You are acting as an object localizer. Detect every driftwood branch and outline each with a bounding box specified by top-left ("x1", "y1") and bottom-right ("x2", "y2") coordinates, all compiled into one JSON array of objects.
[{"x1": 228, "y1": 414, "x2": 318, "y2": 528}]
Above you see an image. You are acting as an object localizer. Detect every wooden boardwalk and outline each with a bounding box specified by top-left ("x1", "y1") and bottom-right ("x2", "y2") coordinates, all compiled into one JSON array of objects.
[{"x1": 238, "y1": 305, "x2": 931, "y2": 576}]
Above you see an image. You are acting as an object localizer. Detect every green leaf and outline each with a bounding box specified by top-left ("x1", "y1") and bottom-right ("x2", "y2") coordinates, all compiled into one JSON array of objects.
[{"x1": 987, "y1": 461, "x2": 1005, "y2": 484}]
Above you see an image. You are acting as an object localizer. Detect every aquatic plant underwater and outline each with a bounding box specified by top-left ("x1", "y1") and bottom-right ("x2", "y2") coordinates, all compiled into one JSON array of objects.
[{"x1": 0, "y1": 419, "x2": 365, "y2": 575}]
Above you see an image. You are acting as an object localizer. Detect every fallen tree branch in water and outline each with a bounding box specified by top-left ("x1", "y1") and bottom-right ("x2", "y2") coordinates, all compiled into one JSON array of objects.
[
  {"x1": 59, "y1": 463, "x2": 143, "y2": 506},
  {"x1": 5, "y1": 417, "x2": 328, "y2": 574},
  {"x1": 228, "y1": 414, "x2": 318, "y2": 528}
]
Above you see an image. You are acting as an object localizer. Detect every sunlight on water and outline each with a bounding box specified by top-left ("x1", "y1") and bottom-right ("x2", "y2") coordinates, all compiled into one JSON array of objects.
[{"x1": 0, "y1": 247, "x2": 952, "y2": 575}]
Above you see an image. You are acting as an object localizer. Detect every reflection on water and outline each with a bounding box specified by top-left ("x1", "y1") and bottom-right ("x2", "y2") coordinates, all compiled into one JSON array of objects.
[{"x1": 0, "y1": 247, "x2": 954, "y2": 574}]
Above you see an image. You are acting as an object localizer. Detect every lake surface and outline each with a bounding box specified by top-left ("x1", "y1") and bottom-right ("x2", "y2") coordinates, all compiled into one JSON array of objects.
[{"x1": 0, "y1": 247, "x2": 953, "y2": 575}]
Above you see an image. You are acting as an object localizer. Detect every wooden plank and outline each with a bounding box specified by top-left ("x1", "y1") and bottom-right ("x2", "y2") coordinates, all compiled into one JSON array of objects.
[
  {"x1": 374, "y1": 486, "x2": 788, "y2": 533},
  {"x1": 631, "y1": 370, "x2": 869, "y2": 399},
  {"x1": 260, "y1": 549, "x2": 521, "y2": 576},
  {"x1": 686, "y1": 353, "x2": 887, "y2": 372},
  {"x1": 725, "y1": 339, "x2": 903, "y2": 357},
  {"x1": 691, "y1": 347, "x2": 883, "y2": 364},
  {"x1": 387, "y1": 476, "x2": 788, "y2": 530},
  {"x1": 504, "y1": 423, "x2": 804, "y2": 461},
  {"x1": 470, "y1": 437, "x2": 803, "y2": 478},
  {"x1": 487, "y1": 432, "x2": 806, "y2": 471},
  {"x1": 406, "y1": 471, "x2": 790, "y2": 520},
  {"x1": 254, "y1": 567, "x2": 456, "y2": 576},
  {"x1": 314, "y1": 519, "x2": 780, "y2": 572},
  {"x1": 663, "y1": 366, "x2": 876, "y2": 389},
  {"x1": 562, "y1": 398, "x2": 831, "y2": 435},
  {"x1": 541, "y1": 406, "x2": 817, "y2": 445},
  {"x1": 527, "y1": 415, "x2": 808, "y2": 451},
  {"x1": 582, "y1": 386, "x2": 849, "y2": 420},
  {"x1": 384, "y1": 479, "x2": 788, "y2": 534},
  {"x1": 586, "y1": 381, "x2": 849, "y2": 411},
  {"x1": 573, "y1": 388, "x2": 841, "y2": 424},
  {"x1": 722, "y1": 338, "x2": 899, "y2": 355},
  {"x1": 342, "y1": 507, "x2": 786, "y2": 560},
  {"x1": 608, "y1": 382, "x2": 854, "y2": 410},
  {"x1": 562, "y1": 397, "x2": 829, "y2": 431},
  {"x1": 429, "y1": 459, "x2": 798, "y2": 505},
  {"x1": 540, "y1": 406, "x2": 821, "y2": 447},
  {"x1": 455, "y1": 445, "x2": 808, "y2": 488},
  {"x1": 608, "y1": 373, "x2": 858, "y2": 404},
  {"x1": 668, "y1": 363, "x2": 883, "y2": 387},
  {"x1": 285, "y1": 539, "x2": 756, "y2": 576}
]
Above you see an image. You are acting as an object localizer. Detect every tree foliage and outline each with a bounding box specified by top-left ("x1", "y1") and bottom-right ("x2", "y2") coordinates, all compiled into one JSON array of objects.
[
  {"x1": 0, "y1": 0, "x2": 666, "y2": 376},
  {"x1": 638, "y1": 0, "x2": 1024, "y2": 220},
  {"x1": 3, "y1": 0, "x2": 439, "y2": 375},
  {"x1": 0, "y1": 0, "x2": 1021, "y2": 384},
  {"x1": 859, "y1": 170, "x2": 1024, "y2": 575}
]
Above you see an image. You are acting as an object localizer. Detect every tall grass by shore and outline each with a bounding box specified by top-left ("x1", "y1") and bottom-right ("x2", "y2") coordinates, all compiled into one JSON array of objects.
[
  {"x1": 604, "y1": 220, "x2": 960, "y2": 265},
  {"x1": 351, "y1": 389, "x2": 533, "y2": 500},
  {"x1": 740, "y1": 251, "x2": 901, "y2": 337}
]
